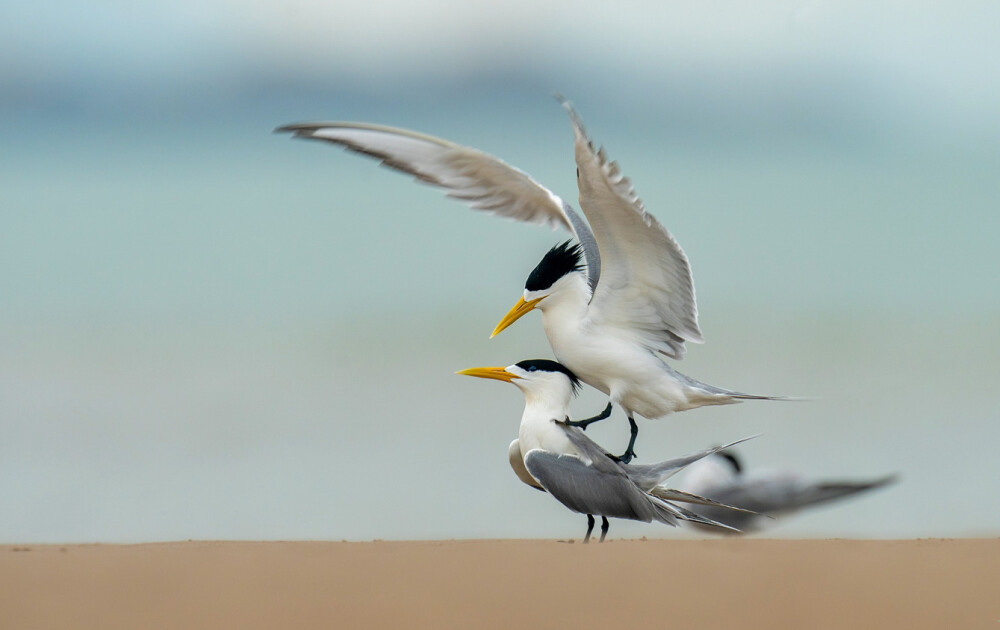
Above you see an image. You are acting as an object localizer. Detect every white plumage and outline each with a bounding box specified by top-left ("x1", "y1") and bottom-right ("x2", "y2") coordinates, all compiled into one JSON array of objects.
[
  {"x1": 457, "y1": 360, "x2": 753, "y2": 542},
  {"x1": 278, "y1": 98, "x2": 781, "y2": 462}
]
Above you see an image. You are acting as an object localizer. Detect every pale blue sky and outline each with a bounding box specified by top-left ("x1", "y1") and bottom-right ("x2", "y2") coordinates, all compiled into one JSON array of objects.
[{"x1": 4, "y1": 1, "x2": 999, "y2": 140}]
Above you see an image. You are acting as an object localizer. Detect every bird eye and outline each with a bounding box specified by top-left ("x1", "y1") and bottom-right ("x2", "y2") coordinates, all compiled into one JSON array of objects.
[{"x1": 527, "y1": 365, "x2": 537, "y2": 372}]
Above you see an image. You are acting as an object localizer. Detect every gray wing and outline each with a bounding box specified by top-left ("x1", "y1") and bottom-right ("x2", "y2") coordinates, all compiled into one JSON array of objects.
[
  {"x1": 553, "y1": 422, "x2": 619, "y2": 472},
  {"x1": 625, "y1": 435, "x2": 759, "y2": 490},
  {"x1": 693, "y1": 474, "x2": 899, "y2": 532},
  {"x1": 524, "y1": 434, "x2": 751, "y2": 531},
  {"x1": 554, "y1": 421, "x2": 758, "y2": 511},
  {"x1": 560, "y1": 98, "x2": 703, "y2": 359},
  {"x1": 276, "y1": 121, "x2": 601, "y2": 293},
  {"x1": 661, "y1": 501, "x2": 742, "y2": 533},
  {"x1": 522, "y1": 450, "x2": 662, "y2": 523},
  {"x1": 709, "y1": 474, "x2": 898, "y2": 516},
  {"x1": 651, "y1": 488, "x2": 759, "y2": 515}
]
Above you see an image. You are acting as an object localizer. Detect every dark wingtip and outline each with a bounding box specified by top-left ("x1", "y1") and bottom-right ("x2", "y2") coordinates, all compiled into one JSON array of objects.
[
  {"x1": 871, "y1": 473, "x2": 901, "y2": 488},
  {"x1": 274, "y1": 122, "x2": 325, "y2": 136}
]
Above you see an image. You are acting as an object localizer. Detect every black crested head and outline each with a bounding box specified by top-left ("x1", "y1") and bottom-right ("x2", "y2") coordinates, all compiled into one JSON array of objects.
[
  {"x1": 525, "y1": 241, "x2": 584, "y2": 292},
  {"x1": 514, "y1": 359, "x2": 582, "y2": 393},
  {"x1": 718, "y1": 450, "x2": 743, "y2": 474}
]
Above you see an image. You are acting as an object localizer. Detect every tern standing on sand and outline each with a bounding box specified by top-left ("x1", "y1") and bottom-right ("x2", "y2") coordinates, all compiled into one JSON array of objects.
[
  {"x1": 458, "y1": 360, "x2": 753, "y2": 542},
  {"x1": 278, "y1": 98, "x2": 781, "y2": 462}
]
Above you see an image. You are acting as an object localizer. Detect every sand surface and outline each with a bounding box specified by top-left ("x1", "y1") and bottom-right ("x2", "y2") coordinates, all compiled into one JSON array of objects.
[{"x1": 3, "y1": 539, "x2": 998, "y2": 629}]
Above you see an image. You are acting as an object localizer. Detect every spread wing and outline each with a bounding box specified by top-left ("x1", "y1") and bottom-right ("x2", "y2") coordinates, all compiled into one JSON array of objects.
[
  {"x1": 705, "y1": 474, "x2": 899, "y2": 517},
  {"x1": 560, "y1": 98, "x2": 703, "y2": 359},
  {"x1": 687, "y1": 473, "x2": 897, "y2": 533},
  {"x1": 276, "y1": 121, "x2": 601, "y2": 291}
]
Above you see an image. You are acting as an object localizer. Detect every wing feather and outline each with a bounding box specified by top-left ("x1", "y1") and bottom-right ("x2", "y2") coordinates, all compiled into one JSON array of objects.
[
  {"x1": 277, "y1": 122, "x2": 568, "y2": 228},
  {"x1": 559, "y1": 99, "x2": 704, "y2": 358},
  {"x1": 523, "y1": 450, "x2": 657, "y2": 522},
  {"x1": 704, "y1": 474, "x2": 898, "y2": 517},
  {"x1": 276, "y1": 121, "x2": 601, "y2": 291}
]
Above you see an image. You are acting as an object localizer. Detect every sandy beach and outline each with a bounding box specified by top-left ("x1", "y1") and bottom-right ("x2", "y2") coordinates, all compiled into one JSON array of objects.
[{"x1": 3, "y1": 538, "x2": 997, "y2": 629}]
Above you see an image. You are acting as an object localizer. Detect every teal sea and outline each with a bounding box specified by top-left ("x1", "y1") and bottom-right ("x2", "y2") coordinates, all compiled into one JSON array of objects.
[{"x1": 3, "y1": 2, "x2": 999, "y2": 541}]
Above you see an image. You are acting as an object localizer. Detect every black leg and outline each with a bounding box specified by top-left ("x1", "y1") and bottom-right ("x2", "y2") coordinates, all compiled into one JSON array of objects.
[
  {"x1": 616, "y1": 415, "x2": 639, "y2": 464},
  {"x1": 565, "y1": 402, "x2": 613, "y2": 430},
  {"x1": 584, "y1": 514, "x2": 595, "y2": 544},
  {"x1": 600, "y1": 516, "x2": 609, "y2": 543}
]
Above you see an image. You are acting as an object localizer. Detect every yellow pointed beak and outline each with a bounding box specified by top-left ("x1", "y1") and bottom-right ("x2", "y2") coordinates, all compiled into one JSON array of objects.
[
  {"x1": 490, "y1": 296, "x2": 546, "y2": 338},
  {"x1": 455, "y1": 366, "x2": 519, "y2": 382}
]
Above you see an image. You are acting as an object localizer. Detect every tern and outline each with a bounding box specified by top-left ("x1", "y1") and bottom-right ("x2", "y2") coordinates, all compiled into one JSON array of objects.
[
  {"x1": 675, "y1": 449, "x2": 898, "y2": 534},
  {"x1": 277, "y1": 98, "x2": 781, "y2": 463},
  {"x1": 457, "y1": 359, "x2": 755, "y2": 542}
]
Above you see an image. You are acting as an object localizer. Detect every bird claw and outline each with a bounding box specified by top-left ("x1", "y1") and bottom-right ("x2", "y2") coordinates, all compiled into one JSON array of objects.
[{"x1": 616, "y1": 449, "x2": 636, "y2": 465}]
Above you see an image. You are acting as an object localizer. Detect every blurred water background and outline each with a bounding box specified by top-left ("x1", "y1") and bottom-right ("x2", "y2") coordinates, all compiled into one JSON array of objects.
[{"x1": 2, "y1": 1, "x2": 998, "y2": 542}]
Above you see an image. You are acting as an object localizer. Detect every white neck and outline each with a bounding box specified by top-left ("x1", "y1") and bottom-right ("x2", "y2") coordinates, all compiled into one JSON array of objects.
[
  {"x1": 515, "y1": 375, "x2": 578, "y2": 457},
  {"x1": 537, "y1": 273, "x2": 590, "y2": 338}
]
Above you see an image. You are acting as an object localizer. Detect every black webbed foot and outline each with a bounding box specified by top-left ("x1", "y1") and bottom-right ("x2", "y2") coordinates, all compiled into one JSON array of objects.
[{"x1": 615, "y1": 415, "x2": 640, "y2": 463}]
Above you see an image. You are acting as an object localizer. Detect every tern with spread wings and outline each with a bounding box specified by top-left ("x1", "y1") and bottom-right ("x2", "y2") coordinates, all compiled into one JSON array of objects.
[{"x1": 278, "y1": 98, "x2": 782, "y2": 462}]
